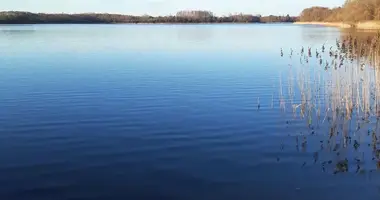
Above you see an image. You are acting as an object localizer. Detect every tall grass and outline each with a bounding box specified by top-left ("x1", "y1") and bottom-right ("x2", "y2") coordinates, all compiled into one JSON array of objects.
[{"x1": 278, "y1": 32, "x2": 380, "y2": 174}]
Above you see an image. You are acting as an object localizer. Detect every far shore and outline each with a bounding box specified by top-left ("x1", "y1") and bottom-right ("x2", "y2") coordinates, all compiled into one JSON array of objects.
[
  {"x1": 0, "y1": 11, "x2": 297, "y2": 24},
  {"x1": 294, "y1": 21, "x2": 380, "y2": 30}
]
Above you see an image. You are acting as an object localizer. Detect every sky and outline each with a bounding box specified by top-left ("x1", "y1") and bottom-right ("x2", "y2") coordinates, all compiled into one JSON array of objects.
[{"x1": 3, "y1": 0, "x2": 345, "y2": 16}]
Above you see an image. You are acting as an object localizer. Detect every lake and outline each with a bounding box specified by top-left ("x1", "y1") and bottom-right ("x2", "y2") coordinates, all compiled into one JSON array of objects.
[{"x1": 0, "y1": 24, "x2": 379, "y2": 200}]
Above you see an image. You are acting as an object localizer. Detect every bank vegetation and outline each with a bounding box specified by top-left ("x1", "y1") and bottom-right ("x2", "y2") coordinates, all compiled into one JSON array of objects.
[{"x1": 0, "y1": 11, "x2": 297, "y2": 24}]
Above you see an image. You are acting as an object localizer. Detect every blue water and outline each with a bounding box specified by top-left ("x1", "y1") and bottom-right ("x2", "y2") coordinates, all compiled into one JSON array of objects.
[{"x1": 0, "y1": 24, "x2": 379, "y2": 200}]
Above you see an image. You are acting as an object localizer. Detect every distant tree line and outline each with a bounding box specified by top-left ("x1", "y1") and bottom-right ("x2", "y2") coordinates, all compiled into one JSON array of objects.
[
  {"x1": 300, "y1": 0, "x2": 380, "y2": 22},
  {"x1": 0, "y1": 11, "x2": 297, "y2": 24}
]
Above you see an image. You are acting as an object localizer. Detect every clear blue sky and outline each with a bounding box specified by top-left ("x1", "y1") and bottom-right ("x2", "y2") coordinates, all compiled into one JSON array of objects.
[{"x1": 3, "y1": 0, "x2": 344, "y2": 16}]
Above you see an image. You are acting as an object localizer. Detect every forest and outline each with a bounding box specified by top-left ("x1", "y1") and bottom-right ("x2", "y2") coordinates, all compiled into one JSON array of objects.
[
  {"x1": 0, "y1": 11, "x2": 297, "y2": 24},
  {"x1": 300, "y1": 0, "x2": 380, "y2": 22}
]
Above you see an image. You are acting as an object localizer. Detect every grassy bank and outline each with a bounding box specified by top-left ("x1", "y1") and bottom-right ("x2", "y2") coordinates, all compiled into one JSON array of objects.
[{"x1": 294, "y1": 21, "x2": 380, "y2": 30}]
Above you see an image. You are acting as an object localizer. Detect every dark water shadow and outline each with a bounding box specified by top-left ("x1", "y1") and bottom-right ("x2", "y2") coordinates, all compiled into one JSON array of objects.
[{"x1": 0, "y1": 25, "x2": 36, "y2": 35}]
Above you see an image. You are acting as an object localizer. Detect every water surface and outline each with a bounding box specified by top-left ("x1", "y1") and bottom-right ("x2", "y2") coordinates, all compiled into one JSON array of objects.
[{"x1": 0, "y1": 24, "x2": 379, "y2": 200}]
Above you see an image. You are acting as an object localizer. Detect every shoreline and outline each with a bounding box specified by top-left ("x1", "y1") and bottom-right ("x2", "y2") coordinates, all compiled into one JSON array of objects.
[{"x1": 294, "y1": 21, "x2": 380, "y2": 30}]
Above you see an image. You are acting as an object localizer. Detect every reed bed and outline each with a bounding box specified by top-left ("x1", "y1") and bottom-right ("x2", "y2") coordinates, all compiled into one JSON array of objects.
[{"x1": 278, "y1": 32, "x2": 380, "y2": 174}]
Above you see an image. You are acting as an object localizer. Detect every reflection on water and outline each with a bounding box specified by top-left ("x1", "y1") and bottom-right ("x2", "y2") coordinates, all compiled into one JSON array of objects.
[
  {"x1": 176, "y1": 25, "x2": 214, "y2": 42},
  {"x1": 0, "y1": 24, "x2": 328, "y2": 53},
  {"x1": 1, "y1": 29, "x2": 36, "y2": 34},
  {"x1": 299, "y1": 25, "x2": 340, "y2": 44}
]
